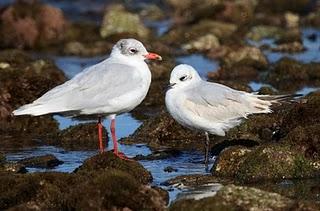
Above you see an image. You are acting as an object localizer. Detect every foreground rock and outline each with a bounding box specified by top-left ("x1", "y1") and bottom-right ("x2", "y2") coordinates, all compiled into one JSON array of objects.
[
  {"x1": 0, "y1": 1, "x2": 68, "y2": 48},
  {"x1": 19, "y1": 154, "x2": 63, "y2": 168},
  {"x1": 0, "y1": 152, "x2": 167, "y2": 210},
  {"x1": 76, "y1": 151, "x2": 153, "y2": 185},
  {"x1": 213, "y1": 145, "x2": 320, "y2": 183},
  {"x1": 170, "y1": 184, "x2": 319, "y2": 211}
]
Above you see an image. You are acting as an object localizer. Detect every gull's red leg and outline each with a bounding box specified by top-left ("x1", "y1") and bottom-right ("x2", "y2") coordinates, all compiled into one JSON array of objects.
[
  {"x1": 98, "y1": 117, "x2": 104, "y2": 153},
  {"x1": 110, "y1": 117, "x2": 131, "y2": 160}
]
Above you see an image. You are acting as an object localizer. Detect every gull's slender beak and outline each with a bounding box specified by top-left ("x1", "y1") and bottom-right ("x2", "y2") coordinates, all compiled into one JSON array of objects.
[
  {"x1": 144, "y1": 52, "x2": 162, "y2": 61},
  {"x1": 165, "y1": 83, "x2": 176, "y2": 91}
]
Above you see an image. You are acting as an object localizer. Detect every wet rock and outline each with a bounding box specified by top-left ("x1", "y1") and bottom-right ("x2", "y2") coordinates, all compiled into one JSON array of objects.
[
  {"x1": 100, "y1": 4, "x2": 150, "y2": 39},
  {"x1": 121, "y1": 111, "x2": 205, "y2": 150},
  {"x1": 0, "y1": 1, "x2": 68, "y2": 49},
  {"x1": 213, "y1": 146, "x2": 252, "y2": 178},
  {"x1": 163, "y1": 20, "x2": 237, "y2": 46},
  {"x1": 258, "y1": 86, "x2": 278, "y2": 95},
  {"x1": 208, "y1": 65, "x2": 258, "y2": 82},
  {"x1": 19, "y1": 154, "x2": 63, "y2": 168},
  {"x1": 57, "y1": 123, "x2": 108, "y2": 150},
  {"x1": 75, "y1": 151, "x2": 152, "y2": 185},
  {"x1": 216, "y1": 145, "x2": 320, "y2": 183},
  {"x1": 69, "y1": 169, "x2": 166, "y2": 210},
  {"x1": 164, "y1": 166, "x2": 178, "y2": 173},
  {"x1": 165, "y1": 0, "x2": 223, "y2": 23},
  {"x1": 170, "y1": 185, "x2": 292, "y2": 211},
  {"x1": 256, "y1": 0, "x2": 313, "y2": 14},
  {"x1": 2, "y1": 163, "x2": 27, "y2": 174},
  {"x1": 222, "y1": 46, "x2": 268, "y2": 69},
  {"x1": 0, "y1": 153, "x2": 5, "y2": 166},
  {"x1": 280, "y1": 93, "x2": 320, "y2": 158},
  {"x1": 163, "y1": 174, "x2": 229, "y2": 187},
  {"x1": 246, "y1": 25, "x2": 284, "y2": 41},
  {"x1": 182, "y1": 34, "x2": 220, "y2": 52},
  {"x1": 0, "y1": 158, "x2": 167, "y2": 210},
  {"x1": 272, "y1": 41, "x2": 305, "y2": 52},
  {"x1": 265, "y1": 58, "x2": 320, "y2": 91},
  {"x1": 302, "y1": 10, "x2": 320, "y2": 27},
  {"x1": 134, "y1": 149, "x2": 181, "y2": 160}
]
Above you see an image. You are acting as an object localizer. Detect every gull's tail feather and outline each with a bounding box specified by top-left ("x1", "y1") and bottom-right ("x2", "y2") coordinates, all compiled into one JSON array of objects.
[
  {"x1": 13, "y1": 103, "x2": 53, "y2": 116},
  {"x1": 258, "y1": 94, "x2": 302, "y2": 103}
]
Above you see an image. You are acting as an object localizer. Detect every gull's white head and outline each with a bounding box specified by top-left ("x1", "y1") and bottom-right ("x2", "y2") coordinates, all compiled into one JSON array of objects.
[
  {"x1": 168, "y1": 64, "x2": 202, "y2": 90},
  {"x1": 111, "y1": 38, "x2": 162, "y2": 61}
]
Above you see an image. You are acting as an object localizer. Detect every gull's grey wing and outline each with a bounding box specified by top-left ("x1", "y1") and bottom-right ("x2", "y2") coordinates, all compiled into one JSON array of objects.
[
  {"x1": 183, "y1": 81, "x2": 272, "y2": 122},
  {"x1": 28, "y1": 62, "x2": 143, "y2": 113}
]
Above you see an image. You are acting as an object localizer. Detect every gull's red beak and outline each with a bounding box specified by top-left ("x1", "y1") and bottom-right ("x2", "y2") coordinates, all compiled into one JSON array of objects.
[{"x1": 144, "y1": 52, "x2": 162, "y2": 61}]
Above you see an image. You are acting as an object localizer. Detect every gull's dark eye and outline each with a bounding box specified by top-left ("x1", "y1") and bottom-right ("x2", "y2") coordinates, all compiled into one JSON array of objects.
[
  {"x1": 179, "y1": 75, "x2": 187, "y2": 81},
  {"x1": 129, "y1": 48, "x2": 138, "y2": 54}
]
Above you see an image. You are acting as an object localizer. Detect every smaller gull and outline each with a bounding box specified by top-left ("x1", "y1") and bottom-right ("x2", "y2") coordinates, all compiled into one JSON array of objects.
[
  {"x1": 165, "y1": 64, "x2": 297, "y2": 167},
  {"x1": 13, "y1": 38, "x2": 162, "y2": 159}
]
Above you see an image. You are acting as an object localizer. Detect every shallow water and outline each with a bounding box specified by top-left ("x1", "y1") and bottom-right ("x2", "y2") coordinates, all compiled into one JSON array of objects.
[{"x1": 176, "y1": 54, "x2": 219, "y2": 78}]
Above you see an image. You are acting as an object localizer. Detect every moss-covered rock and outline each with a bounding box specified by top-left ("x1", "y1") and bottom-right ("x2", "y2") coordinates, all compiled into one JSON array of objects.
[
  {"x1": 68, "y1": 169, "x2": 166, "y2": 210},
  {"x1": 212, "y1": 138, "x2": 320, "y2": 182},
  {"x1": 0, "y1": 152, "x2": 167, "y2": 210},
  {"x1": 100, "y1": 4, "x2": 150, "y2": 39},
  {"x1": 163, "y1": 20, "x2": 237, "y2": 46},
  {"x1": 19, "y1": 154, "x2": 63, "y2": 168},
  {"x1": 182, "y1": 34, "x2": 220, "y2": 52},
  {"x1": 75, "y1": 151, "x2": 152, "y2": 185},
  {"x1": 213, "y1": 146, "x2": 252, "y2": 177},
  {"x1": 222, "y1": 46, "x2": 268, "y2": 69},
  {"x1": 57, "y1": 123, "x2": 108, "y2": 150},
  {"x1": 266, "y1": 58, "x2": 320, "y2": 91}
]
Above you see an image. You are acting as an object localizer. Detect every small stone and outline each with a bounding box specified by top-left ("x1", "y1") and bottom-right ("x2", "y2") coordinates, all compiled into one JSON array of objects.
[
  {"x1": 19, "y1": 154, "x2": 63, "y2": 168},
  {"x1": 3, "y1": 163, "x2": 27, "y2": 173},
  {"x1": 182, "y1": 34, "x2": 220, "y2": 52},
  {"x1": 164, "y1": 166, "x2": 178, "y2": 173},
  {"x1": 0, "y1": 62, "x2": 10, "y2": 69},
  {"x1": 285, "y1": 12, "x2": 300, "y2": 28},
  {"x1": 100, "y1": 4, "x2": 149, "y2": 39}
]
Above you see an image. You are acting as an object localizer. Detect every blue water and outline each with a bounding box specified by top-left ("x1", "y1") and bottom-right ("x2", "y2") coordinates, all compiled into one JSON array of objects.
[
  {"x1": 176, "y1": 54, "x2": 219, "y2": 78},
  {"x1": 248, "y1": 28, "x2": 320, "y2": 64}
]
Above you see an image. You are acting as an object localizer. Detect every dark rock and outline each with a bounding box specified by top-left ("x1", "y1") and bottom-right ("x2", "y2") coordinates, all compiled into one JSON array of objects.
[
  {"x1": 0, "y1": 153, "x2": 167, "y2": 210},
  {"x1": 75, "y1": 151, "x2": 152, "y2": 185},
  {"x1": 164, "y1": 166, "x2": 178, "y2": 173},
  {"x1": 19, "y1": 154, "x2": 63, "y2": 168},
  {"x1": 1, "y1": 163, "x2": 27, "y2": 174},
  {"x1": 0, "y1": 153, "x2": 5, "y2": 166},
  {"x1": 208, "y1": 65, "x2": 259, "y2": 82},
  {"x1": 213, "y1": 145, "x2": 320, "y2": 183},
  {"x1": 163, "y1": 174, "x2": 230, "y2": 187},
  {"x1": 272, "y1": 41, "x2": 305, "y2": 53},
  {"x1": 134, "y1": 149, "x2": 181, "y2": 161},
  {"x1": 256, "y1": 0, "x2": 313, "y2": 14},
  {"x1": 213, "y1": 146, "x2": 252, "y2": 178},
  {"x1": 68, "y1": 169, "x2": 166, "y2": 211},
  {"x1": 0, "y1": 1, "x2": 68, "y2": 49},
  {"x1": 0, "y1": 49, "x2": 65, "y2": 149},
  {"x1": 121, "y1": 110, "x2": 205, "y2": 150},
  {"x1": 163, "y1": 20, "x2": 237, "y2": 47},
  {"x1": 57, "y1": 123, "x2": 108, "y2": 150},
  {"x1": 170, "y1": 184, "x2": 320, "y2": 210},
  {"x1": 265, "y1": 57, "x2": 320, "y2": 91}
]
